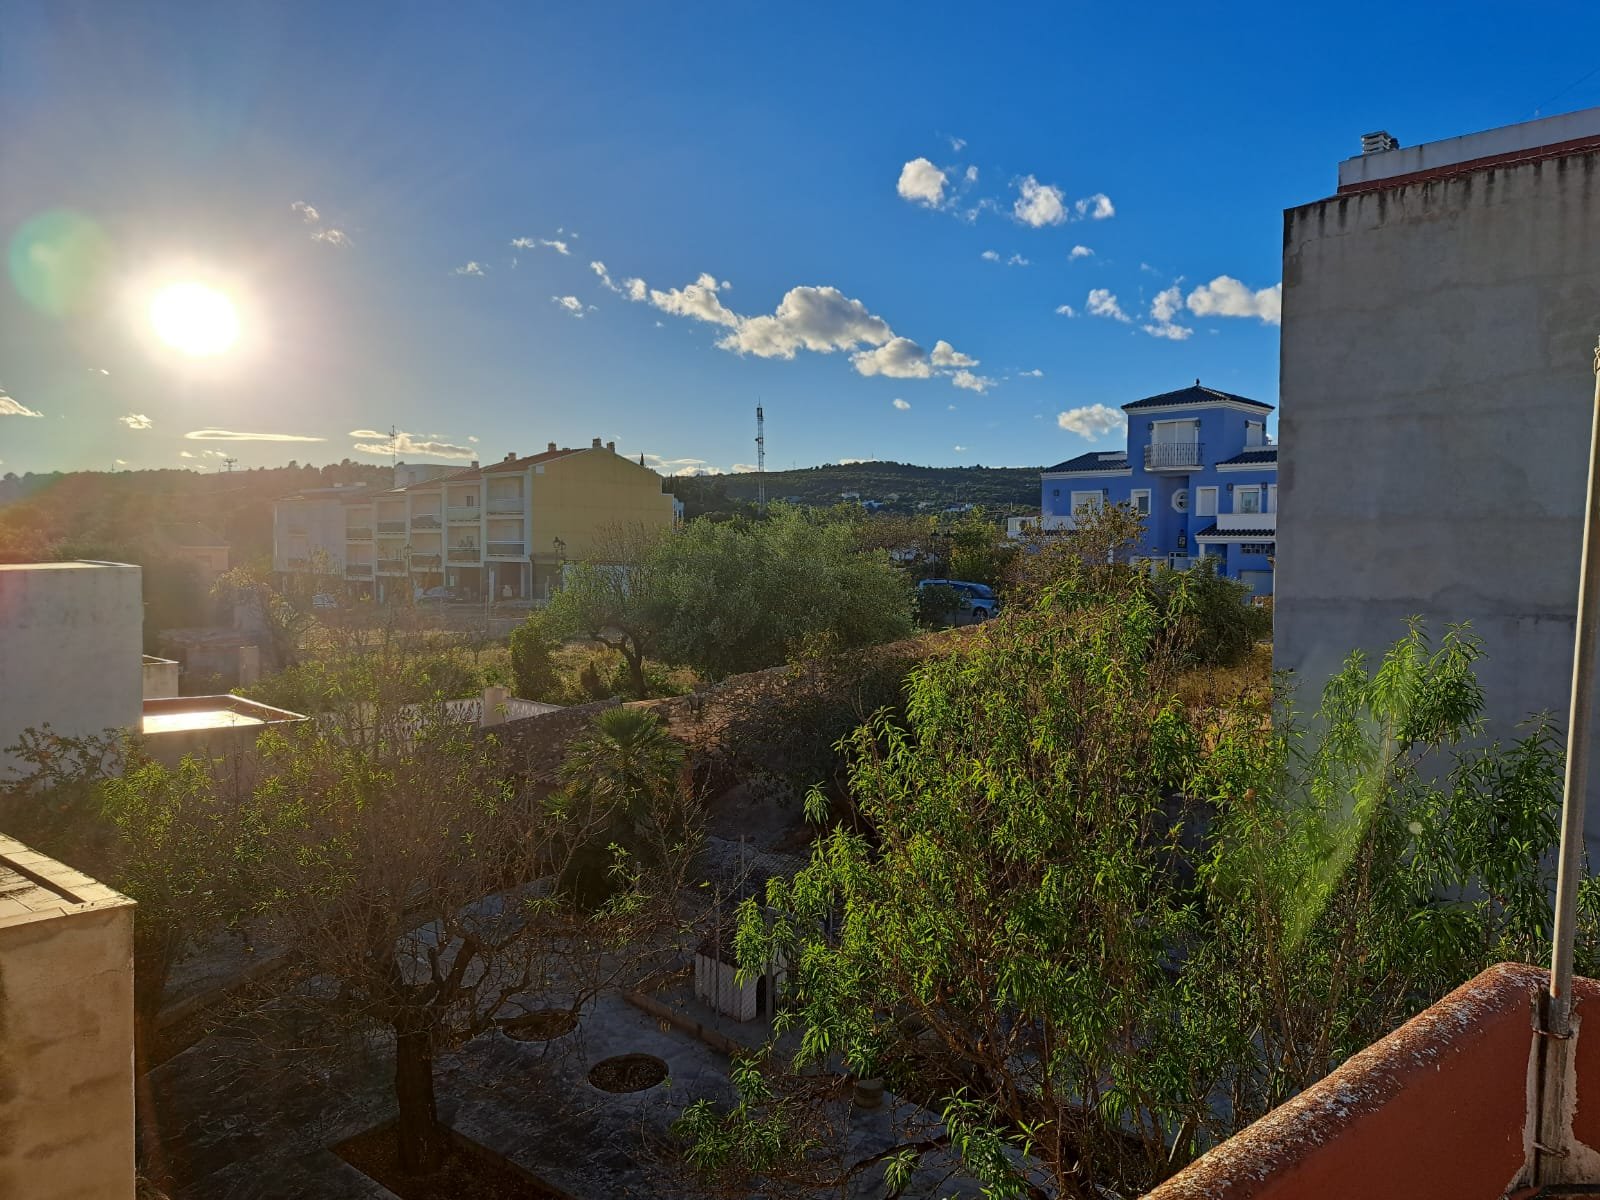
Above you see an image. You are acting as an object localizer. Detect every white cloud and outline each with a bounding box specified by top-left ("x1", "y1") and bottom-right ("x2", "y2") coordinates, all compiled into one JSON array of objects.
[
  {"x1": 723, "y1": 285, "x2": 892, "y2": 358},
  {"x1": 1007, "y1": 253, "x2": 1030, "y2": 267},
  {"x1": 119, "y1": 412, "x2": 153, "y2": 430},
  {"x1": 552, "y1": 295, "x2": 589, "y2": 317},
  {"x1": 897, "y1": 157, "x2": 948, "y2": 207},
  {"x1": 1185, "y1": 276, "x2": 1283, "y2": 325},
  {"x1": 1018, "y1": 368, "x2": 1044, "y2": 378},
  {"x1": 291, "y1": 201, "x2": 319, "y2": 224},
  {"x1": 1013, "y1": 175, "x2": 1067, "y2": 227},
  {"x1": 892, "y1": 398, "x2": 911, "y2": 411},
  {"x1": 513, "y1": 236, "x2": 569, "y2": 255},
  {"x1": 591, "y1": 260, "x2": 620, "y2": 291},
  {"x1": 1057, "y1": 404, "x2": 1126, "y2": 439},
  {"x1": 1070, "y1": 245, "x2": 1094, "y2": 260},
  {"x1": 453, "y1": 261, "x2": 486, "y2": 277},
  {"x1": 731, "y1": 463, "x2": 759, "y2": 473},
  {"x1": 930, "y1": 340, "x2": 977, "y2": 368},
  {"x1": 0, "y1": 389, "x2": 42, "y2": 417},
  {"x1": 953, "y1": 445, "x2": 968, "y2": 452},
  {"x1": 838, "y1": 458, "x2": 872, "y2": 465},
  {"x1": 947, "y1": 135, "x2": 967, "y2": 152},
  {"x1": 852, "y1": 337, "x2": 932, "y2": 379},
  {"x1": 179, "y1": 450, "x2": 196, "y2": 459},
  {"x1": 641, "y1": 454, "x2": 718, "y2": 477},
  {"x1": 947, "y1": 404, "x2": 957, "y2": 411},
  {"x1": 649, "y1": 273, "x2": 738, "y2": 327},
  {"x1": 115, "y1": 459, "x2": 127, "y2": 466},
  {"x1": 980, "y1": 249, "x2": 1000, "y2": 262},
  {"x1": 1075, "y1": 193, "x2": 1115, "y2": 220},
  {"x1": 1054, "y1": 304, "x2": 1077, "y2": 318},
  {"x1": 312, "y1": 228, "x2": 351, "y2": 247},
  {"x1": 349, "y1": 428, "x2": 476, "y2": 460},
  {"x1": 185, "y1": 429, "x2": 325, "y2": 442},
  {"x1": 468, "y1": 435, "x2": 480, "y2": 443},
  {"x1": 1143, "y1": 322, "x2": 1194, "y2": 341},
  {"x1": 951, "y1": 369, "x2": 995, "y2": 393},
  {"x1": 293, "y1": 201, "x2": 350, "y2": 246},
  {"x1": 1086, "y1": 288, "x2": 1130, "y2": 323}
]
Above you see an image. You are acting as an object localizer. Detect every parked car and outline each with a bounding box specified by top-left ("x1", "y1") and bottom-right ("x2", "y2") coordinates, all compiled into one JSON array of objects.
[
  {"x1": 311, "y1": 593, "x2": 339, "y2": 610},
  {"x1": 917, "y1": 578, "x2": 1000, "y2": 622},
  {"x1": 416, "y1": 585, "x2": 457, "y2": 604}
]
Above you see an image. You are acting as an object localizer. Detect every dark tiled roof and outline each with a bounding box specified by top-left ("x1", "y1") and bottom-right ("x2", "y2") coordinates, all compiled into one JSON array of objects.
[
  {"x1": 1043, "y1": 451, "x2": 1130, "y2": 473},
  {"x1": 1216, "y1": 447, "x2": 1279, "y2": 466},
  {"x1": 402, "y1": 465, "x2": 484, "y2": 490},
  {"x1": 1194, "y1": 525, "x2": 1277, "y2": 538},
  {"x1": 1122, "y1": 384, "x2": 1273, "y2": 412},
  {"x1": 481, "y1": 447, "x2": 583, "y2": 474}
]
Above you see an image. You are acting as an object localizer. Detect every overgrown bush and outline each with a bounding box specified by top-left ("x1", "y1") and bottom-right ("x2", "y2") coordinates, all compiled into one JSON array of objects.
[{"x1": 508, "y1": 613, "x2": 561, "y2": 701}]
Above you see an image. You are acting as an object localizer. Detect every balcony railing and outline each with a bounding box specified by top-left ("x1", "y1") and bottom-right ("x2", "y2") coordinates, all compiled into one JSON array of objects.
[
  {"x1": 486, "y1": 496, "x2": 525, "y2": 514},
  {"x1": 1145, "y1": 442, "x2": 1203, "y2": 470},
  {"x1": 286, "y1": 557, "x2": 308, "y2": 570},
  {"x1": 447, "y1": 546, "x2": 479, "y2": 562},
  {"x1": 345, "y1": 527, "x2": 372, "y2": 541},
  {"x1": 345, "y1": 563, "x2": 373, "y2": 577},
  {"x1": 377, "y1": 559, "x2": 406, "y2": 574},
  {"x1": 410, "y1": 554, "x2": 441, "y2": 569},
  {"x1": 377, "y1": 519, "x2": 407, "y2": 534},
  {"x1": 1215, "y1": 510, "x2": 1277, "y2": 532},
  {"x1": 447, "y1": 505, "x2": 481, "y2": 523},
  {"x1": 410, "y1": 515, "x2": 442, "y2": 530},
  {"x1": 486, "y1": 541, "x2": 525, "y2": 558}
]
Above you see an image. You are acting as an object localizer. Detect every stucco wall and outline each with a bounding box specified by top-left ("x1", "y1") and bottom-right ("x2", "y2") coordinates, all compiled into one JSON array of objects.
[
  {"x1": 0, "y1": 845, "x2": 136, "y2": 1200},
  {"x1": 1275, "y1": 150, "x2": 1600, "y2": 843},
  {"x1": 0, "y1": 562, "x2": 143, "y2": 772},
  {"x1": 530, "y1": 447, "x2": 676, "y2": 561}
]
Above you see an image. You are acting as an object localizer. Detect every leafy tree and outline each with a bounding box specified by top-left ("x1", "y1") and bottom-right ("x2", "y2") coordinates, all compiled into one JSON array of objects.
[
  {"x1": 507, "y1": 612, "x2": 562, "y2": 701},
  {"x1": 653, "y1": 506, "x2": 914, "y2": 679},
  {"x1": 213, "y1": 560, "x2": 316, "y2": 668},
  {"x1": 545, "y1": 524, "x2": 671, "y2": 699},
  {"x1": 943, "y1": 506, "x2": 1016, "y2": 586},
  {"x1": 680, "y1": 601, "x2": 1595, "y2": 1198}
]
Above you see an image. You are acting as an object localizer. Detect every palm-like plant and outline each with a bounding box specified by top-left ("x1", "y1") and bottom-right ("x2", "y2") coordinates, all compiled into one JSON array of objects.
[{"x1": 560, "y1": 705, "x2": 684, "y2": 818}]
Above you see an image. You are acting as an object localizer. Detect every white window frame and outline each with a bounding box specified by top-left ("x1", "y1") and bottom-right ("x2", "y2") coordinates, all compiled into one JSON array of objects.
[
  {"x1": 1130, "y1": 488, "x2": 1151, "y2": 516},
  {"x1": 1195, "y1": 486, "x2": 1218, "y2": 517},
  {"x1": 1267, "y1": 483, "x2": 1277, "y2": 513},
  {"x1": 1238, "y1": 486, "x2": 1262, "y2": 515},
  {"x1": 1070, "y1": 490, "x2": 1104, "y2": 516}
]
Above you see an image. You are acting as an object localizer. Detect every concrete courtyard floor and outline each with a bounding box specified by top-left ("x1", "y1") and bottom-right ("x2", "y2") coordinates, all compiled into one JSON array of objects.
[{"x1": 148, "y1": 977, "x2": 986, "y2": 1199}]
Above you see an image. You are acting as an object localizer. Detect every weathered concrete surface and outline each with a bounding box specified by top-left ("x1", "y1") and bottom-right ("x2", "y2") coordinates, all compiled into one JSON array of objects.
[
  {"x1": 0, "y1": 561, "x2": 143, "y2": 772},
  {"x1": 1275, "y1": 149, "x2": 1600, "y2": 847},
  {"x1": 0, "y1": 837, "x2": 137, "y2": 1200}
]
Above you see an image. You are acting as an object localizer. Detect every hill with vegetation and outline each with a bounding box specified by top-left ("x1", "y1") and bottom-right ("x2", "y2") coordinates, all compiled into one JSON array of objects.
[{"x1": 667, "y1": 460, "x2": 1041, "y2": 518}]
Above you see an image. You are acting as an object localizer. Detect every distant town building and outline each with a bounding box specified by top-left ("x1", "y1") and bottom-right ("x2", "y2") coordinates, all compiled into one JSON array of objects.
[
  {"x1": 1037, "y1": 383, "x2": 1279, "y2": 595},
  {"x1": 155, "y1": 522, "x2": 231, "y2": 591},
  {"x1": 1274, "y1": 105, "x2": 1600, "y2": 843},
  {"x1": 273, "y1": 440, "x2": 679, "y2": 603}
]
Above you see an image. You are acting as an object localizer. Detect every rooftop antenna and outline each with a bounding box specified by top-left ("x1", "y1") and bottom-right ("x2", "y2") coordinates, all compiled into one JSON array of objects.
[
  {"x1": 222, "y1": 456, "x2": 237, "y2": 473},
  {"x1": 755, "y1": 403, "x2": 767, "y2": 515},
  {"x1": 388, "y1": 424, "x2": 399, "y2": 471}
]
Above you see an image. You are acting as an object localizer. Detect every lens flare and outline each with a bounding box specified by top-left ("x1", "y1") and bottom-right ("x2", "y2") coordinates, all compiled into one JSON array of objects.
[{"x1": 148, "y1": 281, "x2": 239, "y2": 357}]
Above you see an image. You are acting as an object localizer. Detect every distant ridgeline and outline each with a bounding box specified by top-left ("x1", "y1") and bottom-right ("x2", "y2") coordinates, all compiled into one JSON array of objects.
[{"x1": 667, "y1": 461, "x2": 1043, "y2": 517}]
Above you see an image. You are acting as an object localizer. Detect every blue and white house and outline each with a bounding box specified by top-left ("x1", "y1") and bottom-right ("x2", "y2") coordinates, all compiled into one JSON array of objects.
[{"x1": 1037, "y1": 382, "x2": 1279, "y2": 596}]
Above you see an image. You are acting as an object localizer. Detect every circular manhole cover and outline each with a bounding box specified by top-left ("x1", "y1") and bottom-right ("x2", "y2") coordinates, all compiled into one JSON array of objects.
[{"x1": 588, "y1": 1053, "x2": 668, "y2": 1093}]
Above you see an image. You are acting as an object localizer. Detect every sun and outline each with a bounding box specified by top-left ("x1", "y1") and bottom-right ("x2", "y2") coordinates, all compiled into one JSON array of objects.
[{"x1": 148, "y1": 281, "x2": 239, "y2": 357}]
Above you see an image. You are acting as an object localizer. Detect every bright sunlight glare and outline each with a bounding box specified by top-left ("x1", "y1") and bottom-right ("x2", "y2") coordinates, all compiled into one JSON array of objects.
[{"x1": 148, "y1": 281, "x2": 239, "y2": 357}]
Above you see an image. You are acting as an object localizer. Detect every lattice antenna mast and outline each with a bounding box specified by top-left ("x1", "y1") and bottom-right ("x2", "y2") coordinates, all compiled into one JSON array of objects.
[
  {"x1": 755, "y1": 403, "x2": 766, "y2": 515},
  {"x1": 222, "y1": 456, "x2": 237, "y2": 473},
  {"x1": 388, "y1": 424, "x2": 399, "y2": 471}
]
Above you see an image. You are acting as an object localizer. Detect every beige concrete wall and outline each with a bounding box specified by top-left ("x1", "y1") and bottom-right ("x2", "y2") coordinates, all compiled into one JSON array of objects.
[
  {"x1": 530, "y1": 446, "x2": 675, "y2": 562},
  {"x1": 0, "y1": 848, "x2": 136, "y2": 1200},
  {"x1": 1275, "y1": 149, "x2": 1600, "y2": 848},
  {"x1": 141, "y1": 656, "x2": 181, "y2": 700},
  {"x1": 0, "y1": 562, "x2": 143, "y2": 773}
]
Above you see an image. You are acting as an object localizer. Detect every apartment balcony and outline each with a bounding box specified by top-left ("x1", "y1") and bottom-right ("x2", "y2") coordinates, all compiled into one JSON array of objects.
[
  {"x1": 286, "y1": 557, "x2": 308, "y2": 571},
  {"x1": 410, "y1": 515, "x2": 442, "y2": 530},
  {"x1": 1215, "y1": 510, "x2": 1277, "y2": 532},
  {"x1": 345, "y1": 563, "x2": 373, "y2": 577},
  {"x1": 376, "y1": 519, "x2": 407, "y2": 535},
  {"x1": 1144, "y1": 442, "x2": 1203, "y2": 470},
  {"x1": 486, "y1": 541, "x2": 526, "y2": 558},
  {"x1": 409, "y1": 554, "x2": 441, "y2": 569},
  {"x1": 447, "y1": 505, "x2": 481, "y2": 523},
  {"x1": 376, "y1": 558, "x2": 406, "y2": 574},
  {"x1": 345, "y1": 527, "x2": 372, "y2": 541},
  {"x1": 486, "y1": 495, "x2": 525, "y2": 514},
  {"x1": 447, "y1": 546, "x2": 480, "y2": 563}
]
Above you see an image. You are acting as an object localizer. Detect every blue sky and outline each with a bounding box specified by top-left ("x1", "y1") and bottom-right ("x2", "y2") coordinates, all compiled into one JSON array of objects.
[{"x1": 3, "y1": 1, "x2": 1597, "y2": 477}]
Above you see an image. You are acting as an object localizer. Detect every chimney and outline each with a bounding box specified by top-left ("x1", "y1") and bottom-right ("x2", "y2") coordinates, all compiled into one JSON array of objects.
[
  {"x1": 470, "y1": 459, "x2": 479, "y2": 469},
  {"x1": 606, "y1": 440, "x2": 616, "y2": 452},
  {"x1": 1360, "y1": 130, "x2": 1399, "y2": 154},
  {"x1": 591, "y1": 437, "x2": 603, "y2": 449},
  {"x1": 547, "y1": 442, "x2": 557, "y2": 453},
  {"x1": 480, "y1": 685, "x2": 509, "y2": 728},
  {"x1": 504, "y1": 451, "x2": 517, "y2": 463}
]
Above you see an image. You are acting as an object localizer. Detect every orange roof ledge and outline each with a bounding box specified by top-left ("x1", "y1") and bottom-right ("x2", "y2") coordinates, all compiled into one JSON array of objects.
[{"x1": 1146, "y1": 963, "x2": 1600, "y2": 1200}]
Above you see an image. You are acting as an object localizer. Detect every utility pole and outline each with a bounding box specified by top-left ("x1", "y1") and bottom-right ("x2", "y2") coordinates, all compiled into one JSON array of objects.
[{"x1": 755, "y1": 403, "x2": 767, "y2": 516}]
